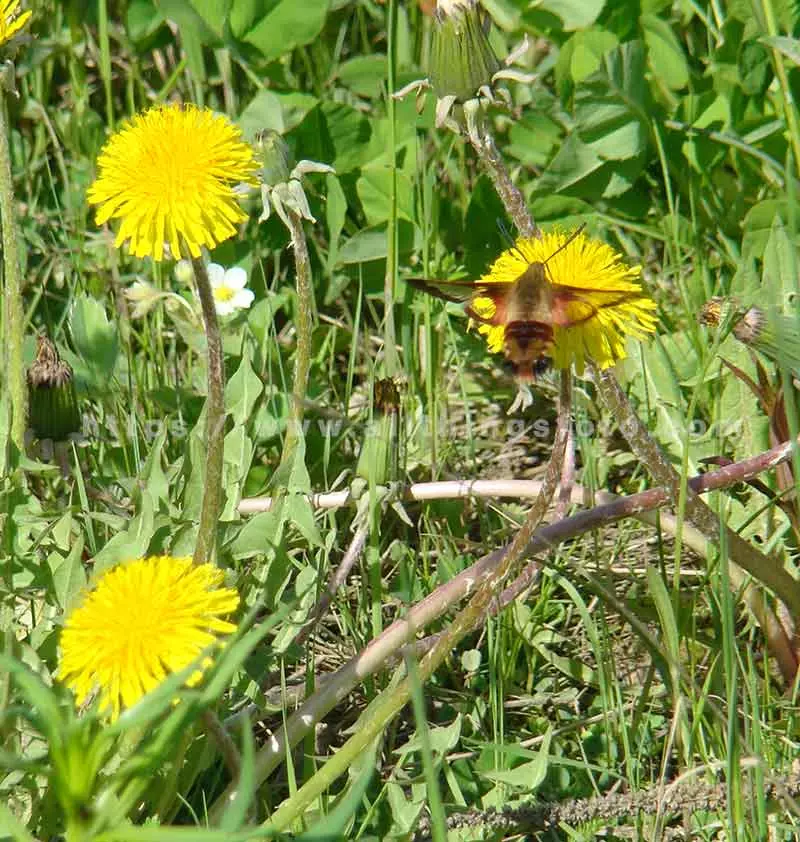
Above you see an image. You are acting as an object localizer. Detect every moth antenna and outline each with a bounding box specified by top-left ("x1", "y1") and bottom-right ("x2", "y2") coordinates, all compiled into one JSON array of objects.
[
  {"x1": 540, "y1": 223, "x2": 587, "y2": 284},
  {"x1": 542, "y1": 223, "x2": 587, "y2": 268},
  {"x1": 496, "y1": 219, "x2": 515, "y2": 248}
]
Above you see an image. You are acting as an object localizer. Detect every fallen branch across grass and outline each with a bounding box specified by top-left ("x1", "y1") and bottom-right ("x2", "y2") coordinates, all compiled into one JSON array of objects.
[{"x1": 212, "y1": 433, "x2": 800, "y2": 817}]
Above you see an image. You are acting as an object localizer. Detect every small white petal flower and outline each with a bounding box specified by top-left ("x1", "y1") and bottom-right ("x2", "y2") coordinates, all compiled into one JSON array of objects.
[{"x1": 208, "y1": 264, "x2": 255, "y2": 316}]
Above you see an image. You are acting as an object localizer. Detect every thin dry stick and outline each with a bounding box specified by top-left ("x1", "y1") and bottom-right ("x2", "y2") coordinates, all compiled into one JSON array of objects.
[
  {"x1": 239, "y1": 429, "x2": 800, "y2": 515},
  {"x1": 295, "y1": 522, "x2": 370, "y2": 647},
  {"x1": 191, "y1": 257, "x2": 225, "y2": 567},
  {"x1": 260, "y1": 374, "x2": 574, "y2": 832}
]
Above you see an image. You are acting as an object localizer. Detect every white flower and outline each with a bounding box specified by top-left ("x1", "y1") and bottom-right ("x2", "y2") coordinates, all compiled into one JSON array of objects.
[{"x1": 208, "y1": 264, "x2": 254, "y2": 316}]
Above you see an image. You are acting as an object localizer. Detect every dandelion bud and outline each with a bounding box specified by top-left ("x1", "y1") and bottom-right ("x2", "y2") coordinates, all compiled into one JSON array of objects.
[
  {"x1": 255, "y1": 129, "x2": 334, "y2": 227},
  {"x1": 356, "y1": 378, "x2": 401, "y2": 485},
  {"x1": 27, "y1": 334, "x2": 81, "y2": 441},
  {"x1": 701, "y1": 297, "x2": 800, "y2": 376},
  {"x1": 255, "y1": 129, "x2": 294, "y2": 187},
  {"x1": 430, "y1": 0, "x2": 501, "y2": 102}
]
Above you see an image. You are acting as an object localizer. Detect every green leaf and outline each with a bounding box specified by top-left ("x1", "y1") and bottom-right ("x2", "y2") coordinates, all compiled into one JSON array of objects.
[
  {"x1": 761, "y1": 35, "x2": 800, "y2": 67},
  {"x1": 230, "y1": 510, "x2": 285, "y2": 558},
  {"x1": 762, "y1": 214, "x2": 800, "y2": 305},
  {"x1": 225, "y1": 347, "x2": 263, "y2": 427},
  {"x1": 320, "y1": 102, "x2": 374, "y2": 173},
  {"x1": 556, "y1": 28, "x2": 619, "y2": 89},
  {"x1": 539, "y1": 0, "x2": 605, "y2": 29},
  {"x1": 337, "y1": 220, "x2": 416, "y2": 265},
  {"x1": 482, "y1": 726, "x2": 552, "y2": 789},
  {"x1": 535, "y1": 132, "x2": 605, "y2": 194},
  {"x1": 219, "y1": 719, "x2": 256, "y2": 831},
  {"x1": 239, "y1": 90, "x2": 319, "y2": 139},
  {"x1": 742, "y1": 200, "x2": 800, "y2": 262},
  {"x1": 91, "y1": 494, "x2": 156, "y2": 573},
  {"x1": 154, "y1": 0, "x2": 222, "y2": 78},
  {"x1": 69, "y1": 295, "x2": 119, "y2": 390},
  {"x1": 642, "y1": 14, "x2": 689, "y2": 90},
  {"x1": 48, "y1": 536, "x2": 87, "y2": 611},
  {"x1": 326, "y1": 173, "x2": 347, "y2": 272},
  {"x1": 645, "y1": 564, "x2": 680, "y2": 666},
  {"x1": 296, "y1": 741, "x2": 378, "y2": 841},
  {"x1": 739, "y1": 40, "x2": 772, "y2": 96},
  {"x1": 575, "y1": 41, "x2": 650, "y2": 160},
  {"x1": 336, "y1": 55, "x2": 387, "y2": 99},
  {"x1": 242, "y1": 0, "x2": 330, "y2": 63},
  {"x1": 356, "y1": 167, "x2": 415, "y2": 225}
]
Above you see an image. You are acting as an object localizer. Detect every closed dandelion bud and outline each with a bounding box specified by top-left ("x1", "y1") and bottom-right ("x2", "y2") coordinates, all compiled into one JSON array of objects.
[
  {"x1": 255, "y1": 129, "x2": 294, "y2": 188},
  {"x1": 27, "y1": 335, "x2": 81, "y2": 441},
  {"x1": 430, "y1": 0, "x2": 501, "y2": 102},
  {"x1": 356, "y1": 379, "x2": 401, "y2": 485}
]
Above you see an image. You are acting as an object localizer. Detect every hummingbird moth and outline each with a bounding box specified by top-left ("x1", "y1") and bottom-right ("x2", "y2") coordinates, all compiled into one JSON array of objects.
[{"x1": 405, "y1": 227, "x2": 648, "y2": 380}]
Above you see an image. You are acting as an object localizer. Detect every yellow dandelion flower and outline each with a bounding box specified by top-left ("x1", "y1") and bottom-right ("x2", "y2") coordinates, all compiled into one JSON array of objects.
[
  {"x1": 87, "y1": 103, "x2": 259, "y2": 261},
  {"x1": 0, "y1": 0, "x2": 31, "y2": 46},
  {"x1": 59, "y1": 555, "x2": 239, "y2": 720},
  {"x1": 470, "y1": 229, "x2": 657, "y2": 375}
]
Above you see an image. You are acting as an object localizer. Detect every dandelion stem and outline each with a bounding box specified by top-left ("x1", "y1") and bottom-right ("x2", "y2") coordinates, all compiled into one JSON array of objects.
[
  {"x1": 192, "y1": 257, "x2": 225, "y2": 567},
  {"x1": 468, "y1": 131, "x2": 539, "y2": 238},
  {"x1": 0, "y1": 93, "x2": 26, "y2": 452},
  {"x1": 277, "y1": 208, "x2": 314, "y2": 476},
  {"x1": 595, "y1": 368, "x2": 800, "y2": 624},
  {"x1": 201, "y1": 709, "x2": 240, "y2": 779}
]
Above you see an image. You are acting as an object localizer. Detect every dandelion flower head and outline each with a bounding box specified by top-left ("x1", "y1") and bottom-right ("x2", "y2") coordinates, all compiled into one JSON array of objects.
[
  {"x1": 208, "y1": 263, "x2": 254, "y2": 316},
  {"x1": 471, "y1": 229, "x2": 657, "y2": 374},
  {"x1": 59, "y1": 555, "x2": 239, "y2": 720},
  {"x1": 87, "y1": 103, "x2": 259, "y2": 261},
  {"x1": 0, "y1": 0, "x2": 31, "y2": 46}
]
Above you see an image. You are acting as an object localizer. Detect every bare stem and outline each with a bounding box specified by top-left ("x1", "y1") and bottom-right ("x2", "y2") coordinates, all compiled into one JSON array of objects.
[
  {"x1": 191, "y1": 257, "x2": 225, "y2": 567},
  {"x1": 468, "y1": 130, "x2": 539, "y2": 238},
  {"x1": 201, "y1": 709, "x2": 240, "y2": 780},
  {"x1": 0, "y1": 94, "x2": 26, "y2": 451},
  {"x1": 277, "y1": 208, "x2": 314, "y2": 476}
]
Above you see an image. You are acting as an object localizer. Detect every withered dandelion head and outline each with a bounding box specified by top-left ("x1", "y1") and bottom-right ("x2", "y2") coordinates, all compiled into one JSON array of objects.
[
  {"x1": 59, "y1": 555, "x2": 239, "y2": 720},
  {"x1": 0, "y1": 0, "x2": 31, "y2": 46},
  {"x1": 472, "y1": 229, "x2": 658, "y2": 374},
  {"x1": 87, "y1": 103, "x2": 259, "y2": 261}
]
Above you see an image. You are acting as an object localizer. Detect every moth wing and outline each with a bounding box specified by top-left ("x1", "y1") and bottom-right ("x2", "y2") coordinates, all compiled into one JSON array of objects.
[
  {"x1": 550, "y1": 284, "x2": 642, "y2": 328},
  {"x1": 405, "y1": 277, "x2": 511, "y2": 326}
]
